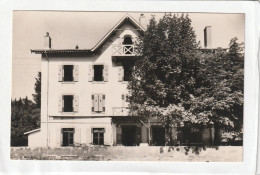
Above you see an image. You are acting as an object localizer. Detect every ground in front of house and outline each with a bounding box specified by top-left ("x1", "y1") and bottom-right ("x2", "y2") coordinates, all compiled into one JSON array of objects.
[{"x1": 10, "y1": 146, "x2": 242, "y2": 162}]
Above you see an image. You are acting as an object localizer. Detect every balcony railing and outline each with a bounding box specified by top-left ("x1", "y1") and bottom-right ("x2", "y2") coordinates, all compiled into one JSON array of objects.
[
  {"x1": 112, "y1": 44, "x2": 137, "y2": 56},
  {"x1": 112, "y1": 107, "x2": 130, "y2": 116}
]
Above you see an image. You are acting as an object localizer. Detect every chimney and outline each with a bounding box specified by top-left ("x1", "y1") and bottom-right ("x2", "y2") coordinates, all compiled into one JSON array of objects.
[
  {"x1": 139, "y1": 14, "x2": 145, "y2": 26},
  {"x1": 44, "y1": 32, "x2": 51, "y2": 49},
  {"x1": 204, "y1": 26, "x2": 212, "y2": 48}
]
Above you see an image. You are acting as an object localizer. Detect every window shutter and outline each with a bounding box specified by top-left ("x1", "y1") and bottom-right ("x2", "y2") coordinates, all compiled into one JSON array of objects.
[
  {"x1": 102, "y1": 95, "x2": 105, "y2": 112},
  {"x1": 58, "y1": 65, "x2": 63, "y2": 82},
  {"x1": 73, "y1": 95, "x2": 79, "y2": 112},
  {"x1": 118, "y1": 66, "x2": 124, "y2": 82},
  {"x1": 98, "y1": 94, "x2": 103, "y2": 112},
  {"x1": 73, "y1": 65, "x2": 79, "y2": 82},
  {"x1": 56, "y1": 128, "x2": 61, "y2": 147},
  {"x1": 88, "y1": 65, "x2": 93, "y2": 82},
  {"x1": 103, "y1": 65, "x2": 109, "y2": 82},
  {"x1": 94, "y1": 94, "x2": 99, "y2": 112},
  {"x1": 91, "y1": 95, "x2": 94, "y2": 112},
  {"x1": 74, "y1": 128, "x2": 81, "y2": 145},
  {"x1": 58, "y1": 95, "x2": 63, "y2": 112}
]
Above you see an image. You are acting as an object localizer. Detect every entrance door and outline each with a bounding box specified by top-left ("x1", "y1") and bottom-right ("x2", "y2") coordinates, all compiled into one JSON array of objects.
[
  {"x1": 152, "y1": 127, "x2": 165, "y2": 146},
  {"x1": 122, "y1": 126, "x2": 136, "y2": 146}
]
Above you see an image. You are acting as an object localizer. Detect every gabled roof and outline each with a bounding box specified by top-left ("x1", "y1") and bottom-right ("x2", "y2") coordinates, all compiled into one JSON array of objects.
[
  {"x1": 91, "y1": 13, "x2": 145, "y2": 52},
  {"x1": 31, "y1": 14, "x2": 145, "y2": 54}
]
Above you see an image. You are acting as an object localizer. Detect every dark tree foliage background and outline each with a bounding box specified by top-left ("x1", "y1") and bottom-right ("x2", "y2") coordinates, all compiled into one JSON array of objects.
[
  {"x1": 11, "y1": 72, "x2": 41, "y2": 146},
  {"x1": 127, "y1": 14, "x2": 244, "y2": 145}
]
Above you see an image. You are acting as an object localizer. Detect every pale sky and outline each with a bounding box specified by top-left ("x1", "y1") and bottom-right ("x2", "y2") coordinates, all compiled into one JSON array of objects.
[{"x1": 12, "y1": 11, "x2": 244, "y2": 100}]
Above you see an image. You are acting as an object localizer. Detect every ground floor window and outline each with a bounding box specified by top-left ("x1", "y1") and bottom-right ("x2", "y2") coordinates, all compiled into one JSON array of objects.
[
  {"x1": 152, "y1": 126, "x2": 165, "y2": 146},
  {"x1": 92, "y1": 128, "x2": 105, "y2": 145},
  {"x1": 62, "y1": 128, "x2": 74, "y2": 146}
]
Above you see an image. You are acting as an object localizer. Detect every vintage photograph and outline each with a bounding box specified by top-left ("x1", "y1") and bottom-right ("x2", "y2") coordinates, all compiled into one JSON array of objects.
[{"x1": 11, "y1": 11, "x2": 244, "y2": 161}]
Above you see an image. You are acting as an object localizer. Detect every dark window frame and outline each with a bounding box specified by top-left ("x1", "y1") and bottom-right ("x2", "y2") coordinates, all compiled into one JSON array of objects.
[
  {"x1": 63, "y1": 65, "x2": 74, "y2": 82},
  {"x1": 92, "y1": 128, "x2": 105, "y2": 145},
  {"x1": 63, "y1": 95, "x2": 74, "y2": 112},
  {"x1": 62, "y1": 128, "x2": 75, "y2": 147},
  {"x1": 93, "y1": 65, "x2": 104, "y2": 82}
]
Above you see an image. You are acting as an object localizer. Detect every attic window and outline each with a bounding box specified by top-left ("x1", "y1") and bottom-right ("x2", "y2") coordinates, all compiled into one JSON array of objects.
[
  {"x1": 123, "y1": 36, "x2": 133, "y2": 45},
  {"x1": 123, "y1": 36, "x2": 133, "y2": 54}
]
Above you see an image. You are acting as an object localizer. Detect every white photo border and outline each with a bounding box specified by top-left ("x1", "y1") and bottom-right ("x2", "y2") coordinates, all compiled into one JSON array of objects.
[{"x1": 0, "y1": 0, "x2": 259, "y2": 174}]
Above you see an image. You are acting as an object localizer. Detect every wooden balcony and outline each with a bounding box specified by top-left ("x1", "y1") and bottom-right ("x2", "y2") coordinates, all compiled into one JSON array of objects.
[
  {"x1": 112, "y1": 107, "x2": 130, "y2": 116},
  {"x1": 112, "y1": 44, "x2": 137, "y2": 56}
]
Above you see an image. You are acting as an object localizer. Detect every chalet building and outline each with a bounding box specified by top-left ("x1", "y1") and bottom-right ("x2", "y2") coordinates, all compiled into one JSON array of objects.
[{"x1": 25, "y1": 14, "x2": 215, "y2": 147}]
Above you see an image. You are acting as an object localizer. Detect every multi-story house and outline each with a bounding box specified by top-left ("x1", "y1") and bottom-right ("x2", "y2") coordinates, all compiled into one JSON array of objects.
[{"x1": 25, "y1": 14, "x2": 215, "y2": 147}]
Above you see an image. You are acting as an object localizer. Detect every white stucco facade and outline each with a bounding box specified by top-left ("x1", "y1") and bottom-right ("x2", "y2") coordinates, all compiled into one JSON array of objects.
[{"x1": 27, "y1": 15, "x2": 151, "y2": 148}]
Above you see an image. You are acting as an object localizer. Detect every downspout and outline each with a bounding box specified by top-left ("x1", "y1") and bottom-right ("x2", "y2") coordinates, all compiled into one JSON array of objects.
[{"x1": 44, "y1": 51, "x2": 50, "y2": 147}]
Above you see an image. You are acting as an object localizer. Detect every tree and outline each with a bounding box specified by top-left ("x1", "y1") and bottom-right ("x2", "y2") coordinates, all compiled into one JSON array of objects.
[
  {"x1": 32, "y1": 72, "x2": 41, "y2": 108},
  {"x1": 128, "y1": 14, "x2": 244, "y2": 146},
  {"x1": 128, "y1": 14, "x2": 202, "y2": 145},
  {"x1": 11, "y1": 98, "x2": 40, "y2": 146},
  {"x1": 11, "y1": 73, "x2": 41, "y2": 146}
]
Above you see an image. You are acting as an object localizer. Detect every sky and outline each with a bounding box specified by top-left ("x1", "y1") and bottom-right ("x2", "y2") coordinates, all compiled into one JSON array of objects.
[{"x1": 12, "y1": 11, "x2": 245, "y2": 100}]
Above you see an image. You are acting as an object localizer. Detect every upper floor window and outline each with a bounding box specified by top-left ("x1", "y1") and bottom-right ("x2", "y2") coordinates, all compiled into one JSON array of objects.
[
  {"x1": 91, "y1": 94, "x2": 105, "y2": 112},
  {"x1": 88, "y1": 65, "x2": 108, "y2": 82},
  {"x1": 64, "y1": 65, "x2": 73, "y2": 81},
  {"x1": 118, "y1": 61, "x2": 135, "y2": 82},
  {"x1": 58, "y1": 95, "x2": 79, "y2": 113},
  {"x1": 63, "y1": 95, "x2": 73, "y2": 112},
  {"x1": 94, "y1": 65, "x2": 103, "y2": 81},
  {"x1": 58, "y1": 65, "x2": 79, "y2": 82}
]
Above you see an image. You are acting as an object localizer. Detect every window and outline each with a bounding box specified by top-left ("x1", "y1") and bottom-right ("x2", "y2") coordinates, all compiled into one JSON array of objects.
[
  {"x1": 63, "y1": 65, "x2": 73, "y2": 81},
  {"x1": 88, "y1": 65, "x2": 108, "y2": 82},
  {"x1": 94, "y1": 65, "x2": 103, "y2": 81},
  {"x1": 92, "y1": 94, "x2": 105, "y2": 112},
  {"x1": 123, "y1": 65, "x2": 132, "y2": 81},
  {"x1": 62, "y1": 128, "x2": 74, "y2": 146},
  {"x1": 92, "y1": 128, "x2": 105, "y2": 145},
  {"x1": 58, "y1": 65, "x2": 79, "y2": 82},
  {"x1": 59, "y1": 95, "x2": 79, "y2": 113},
  {"x1": 123, "y1": 36, "x2": 133, "y2": 54},
  {"x1": 63, "y1": 95, "x2": 73, "y2": 112},
  {"x1": 118, "y1": 61, "x2": 134, "y2": 82}
]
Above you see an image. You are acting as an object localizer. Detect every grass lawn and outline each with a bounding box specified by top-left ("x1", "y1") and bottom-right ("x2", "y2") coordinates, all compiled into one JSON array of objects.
[{"x1": 10, "y1": 146, "x2": 242, "y2": 162}]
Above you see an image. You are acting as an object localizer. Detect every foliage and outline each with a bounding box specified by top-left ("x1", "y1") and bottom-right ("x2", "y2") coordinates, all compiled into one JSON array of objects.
[
  {"x1": 127, "y1": 13, "x2": 244, "y2": 145},
  {"x1": 32, "y1": 72, "x2": 41, "y2": 108},
  {"x1": 11, "y1": 72, "x2": 41, "y2": 146}
]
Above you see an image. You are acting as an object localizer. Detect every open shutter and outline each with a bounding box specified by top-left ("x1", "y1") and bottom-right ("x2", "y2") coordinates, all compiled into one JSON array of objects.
[
  {"x1": 56, "y1": 128, "x2": 61, "y2": 147},
  {"x1": 73, "y1": 65, "x2": 79, "y2": 82},
  {"x1": 58, "y1": 65, "x2": 63, "y2": 82},
  {"x1": 74, "y1": 128, "x2": 81, "y2": 145},
  {"x1": 88, "y1": 65, "x2": 93, "y2": 82},
  {"x1": 98, "y1": 94, "x2": 103, "y2": 112},
  {"x1": 103, "y1": 65, "x2": 108, "y2": 82},
  {"x1": 94, "y1": 94, "x2": 99, "y2": 112},
  {"x1": 102, "y1": 95, "x2": 105, "y2": 112},
  {"x1": 73, "y1": 95, "x2": 79, "y2": 112},
  {"x1": 58, "y1": 95, "x2": 63, "y2": 112},
  {"x1": 91, "y1": 95, "x2": 94, "y2": 112},
  {"x1": 118, "y1": 66, "x2": 124, "y2": 82}
]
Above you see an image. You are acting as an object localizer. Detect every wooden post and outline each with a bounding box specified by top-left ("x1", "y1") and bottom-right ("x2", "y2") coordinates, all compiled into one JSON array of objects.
[{"x1": 148, "y1": 118, "x2": 151, "y2": 145}]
